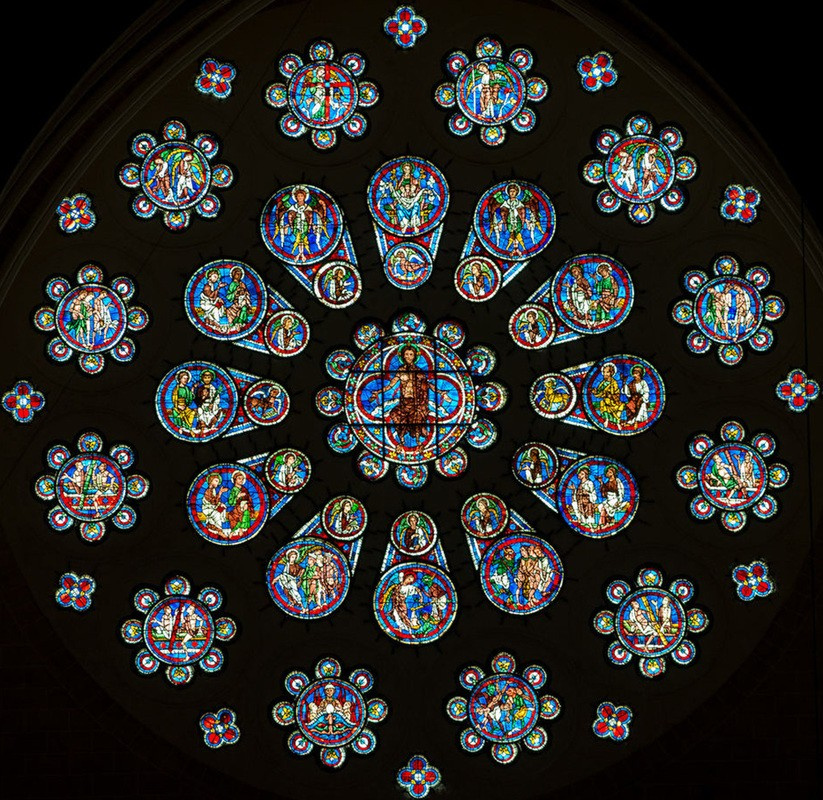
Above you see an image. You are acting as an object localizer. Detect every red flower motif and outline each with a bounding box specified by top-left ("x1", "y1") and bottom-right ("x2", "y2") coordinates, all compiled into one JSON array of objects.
[
  {"x1": 593, "y1": 701, "x2": 632, "y2": 741},
  {"x1": 199, "y1": 708, "x2": 240, "y2": 748},
  {"x1": 776, "y1": 369, "x2": 819, "y2": 413},
  {"x1": 2, "y1": 380, "x2": 45, "y2": 423},
  {"x1": 385, "y1": 6, "x2": 427, "y2": 49},
  {"x1": 56, "y1": 193, "x2": 96, "y2": 233},
  {"x1": 398, "y1": 754, "x2": 441, "y2": 797}
]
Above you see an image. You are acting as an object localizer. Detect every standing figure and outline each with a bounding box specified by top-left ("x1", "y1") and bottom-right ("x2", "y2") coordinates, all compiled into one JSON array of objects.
[
  {"x1": 597, "y1": 465, "x2": 624, "y2": 528},
  {"x1": 567, "y1": 264, "x2": 593, "y2": 326},
  {"x1": 194, "y1": 370, "x2": 222, "y2": 433},
  {"x1": 176, "y1": 152, "x2": 196, "y2": 202},
  {"x1": 150, "y1": 156, "x2": 171, "y2": 200},
  {"x1": 614, "y1": 149, "x2": 636, "y2": 195},
  {"x1": 592, "y1": 363, "x2": 625, "y2": 429},
  {"x1": 171, "y1": 370, "x2": 196, "y2": 430},
  {"x1": 623, "y1": 365, "x2": 650, "y2": 429},
  {"x1": 592, "y1": 262, "x2": 619, "y2": 323},
  {"x1": 225, "y1": 267, "x2": 253, "y2": 329},
  {"x1": 226, "y1": 470, "x2": 254, "y2": 539},
  {"x1": 66, "y1": 289, "x2": 93, "y2": 347},
  {"x1": 488, "y1": 183, "x2": 543, "y2": 257},
  {"x1": 639, "y1": 143, "x2": 663, "y2": 195},
  {"x1": 371, "y1": 345, "x2": 445, "y2": 442},
  {"x1": 199, "y1": 269, "x2": 226, "y2": 330},
  {"x1": 201, "y1": 471, "x2": 228, "y2": 535},
  {"x1": 489, "y1": 545, "x2": 517, "y2": 605},
  {"x1": 275, "y1": 549, "x2": 305, "y2": 609},
  {"x1": 571, "y1": 467, "x2": 598, "y2": 528}
]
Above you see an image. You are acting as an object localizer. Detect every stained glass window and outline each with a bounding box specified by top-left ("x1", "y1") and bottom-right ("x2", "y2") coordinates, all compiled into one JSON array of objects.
[{"x1": 1, "y1": 2, "x2": 820, "y2": 797}]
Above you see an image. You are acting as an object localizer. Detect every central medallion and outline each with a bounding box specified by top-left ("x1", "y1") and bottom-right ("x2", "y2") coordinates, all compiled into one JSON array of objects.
[
  {"x1": 345, "y1": 330, "x2": 476, "y2": 464},
  {"x1": 318, "y1": 314, "x2": 505, "y2": 489}
]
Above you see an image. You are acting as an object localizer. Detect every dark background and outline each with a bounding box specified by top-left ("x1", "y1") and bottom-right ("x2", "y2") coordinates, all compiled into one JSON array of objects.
[{"x1": 1, "y1": 2, "x2": 820, "y2": 798}]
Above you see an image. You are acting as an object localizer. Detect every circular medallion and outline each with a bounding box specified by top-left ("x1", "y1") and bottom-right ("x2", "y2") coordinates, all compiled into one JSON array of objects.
[
  {"x1": 456, "y1": 59, "x2": 526, "y2": 125},
  {"x1": 260, "y1": 185, "x2": 343, "y2": 266},
  {"x1": 693, "y1": 277, "x2": 764, "y2": 343},
  {"x1": 615, "y1": 588, "x2": 686, "y2": 656},
  {"x1": 295, "y1": 677, "x2": 366, "y2": 747},
  {"x1": 550, "y1": 255, "x2": 634, "y2": 334},
  {"x1": 266, "y1": 537, "x2": 350, "y2": 618},
  {"x1": 56, "y1": 454, "x2": 126, "y2": 521},
  {"x1": 374, "y1": 563, "x2": 457, "y2": 644},
  {"x1": 556, "y1": 456, "x2": 639, "y2": 537},
  {"x1": 605, "y1": 136, "x2": 675, "y2": 203},
  {"x1": 530, "y1": 373, "x2": 577, "y2": 419},
  {"x1": 321, "y1": 496, "x2": 367, "y2": 540},
  {"x1": 582, "y1": 356, "x2": 664, "y2": 435},
  {"x1": 140, "y1": 141, "x2": 211, "y2": 210},
  {"x1": 184, "y1": 260, "x2": 266, "y2": 341},
  {"x1": 314, "y1": 261, "x2": 361, "y2": 308},
  {"x1": 390, "y1": 511, "x2": 437, "y2": 557},
  {"x1": 367, "y1": 157, "x2": 449, "y2": 236},
  {"x1": 344, "y1": 331, "x2": 476, "y2": 465},
  {"x1": 474, "y1": 181, "x2": 555, "y2": 261},
  {"x1": 435, "y1": 447, "x2": 468, "y2": 478},
  {"x1": 243, "y1": 380, "x2": 289, "y2": 426},
  {"x1": 385, "y1": 243, "x2": 433, "y2": 290},
  {"x1": 288, "y1": 62, "x2": 358, "y2": 129},
  {"x1": 512, "y1": 443, "x2": 558, "y2": 488},
  {"x1": 155, "y1": 362, "x2": 238, "y2": 442},
  {"x1": 55, "y1": 285, "x2": 127, "y2": 353},
  {"x1": 264, "y1": 310, "x2": 310, "y2": 357},
  {"x1": 479, "y1": 533, "x2": 563, "y2": 614},
  {"x1": 699, "y1": 443, "x2": 768, "y2": 511},
  {"x1": 455, "y1": 256, "x2": 501, "y2": 301},
  {"x1": 467, "y1": 674, "x2": 539, "y2": 742},
  {"x1": 143, "y1": 596, "x2": 215, "y2": 665},
  {"x1": 264, "y1": 449, "x2": 311, "y2": 494},
  {"x1": 509, "y1": 304, "x2": 555, "y2": 349},
  {"x1": 461, "y1": 493, "x2": 508, "y2": 538},
  {"x1": 187, "y1": 464, "x2": 269, "y2": 545}
]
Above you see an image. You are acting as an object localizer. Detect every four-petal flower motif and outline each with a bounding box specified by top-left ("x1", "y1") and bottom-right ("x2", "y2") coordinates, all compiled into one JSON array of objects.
[
  {"x1": 434, "y1": 37, "x2": 548, "y2": 146},
  {"x1": 384, "y1": 6, "x2": 427, "y2": 49},
  {"x1": 592, "y1": 701, "x2": 632, "y2": 741},
  {"x1": 593, "y1": 567, "x2": 710, "y2": 679},
  {"x1": 446, "y1": 651, "x2": 561, "y2": 764},
  {"x1": 672, "y1": 255, "x2": 785, "y2": 366},
  {"x1": 776, "y1": 369, "x2": 819, "y2": 413},
  {"x1": 582, "y1": 113, "x2": 698, "y2": 224},
  {"x1": 720, "y1": 184, "x2": 760, "y2": 223},
  {"x1": 55, "y1": 572, "x2": 96, "y2": 612},
  {"x1": 118, "y1": 119, "x2": 234, "y2": 230},
  {"x1": 397, "y1": 755, "x2": 441, "y2": 797},
  {"x1": 272, "y1": 657, "x2": 388, "y2": 768},
  {"x1": 199, "y1": 708, "x2": 241, "y2": 748},
  {"x1": 56, "y1": 193, "x2": 96, "y2": 234},
  {"x1": 2, "y1": 380, "x2": 45, "y2": 423},
  {"x1": 196, "y1": 59, "x2": 236, "y2": 99},
  {"x1": 732, "y1": 561, "x2": 775, "y2": 601},
  {"x1": 121, "y1": 575, "x2": 237, "y2": 686},
  {"x1": 676, "y1": 420, "x2": 790, "y2": 532},
  {"x1": 33, "y1": 263, "x2": 149, "y2": 375},
  {"x1": 265, "y1": 40, "x2": 380, "y2": 151},
  {"x1": 577, "y1": 52, "x2": 618, "y2": 92}
]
